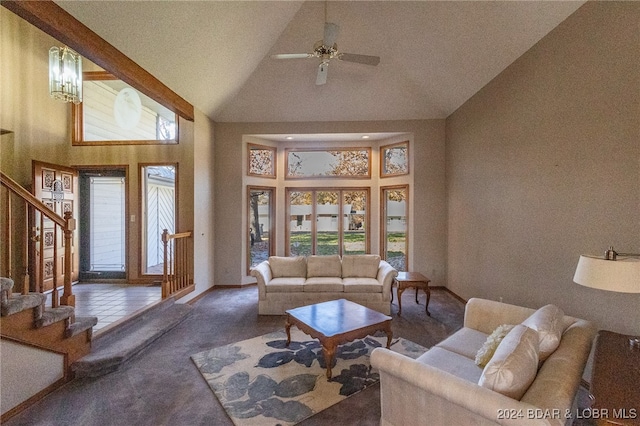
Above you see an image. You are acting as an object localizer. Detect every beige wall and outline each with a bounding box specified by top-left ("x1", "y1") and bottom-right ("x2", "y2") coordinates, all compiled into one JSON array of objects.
[
  {"x1": 0, "y1": 9, "x2": 207, "y2": 288},
  {"x1": 446, "y1": 2, "x2": 639, "y2": 335},
  {"x1": 214, "y1": 120, "x2": 446, "y2": 286}
]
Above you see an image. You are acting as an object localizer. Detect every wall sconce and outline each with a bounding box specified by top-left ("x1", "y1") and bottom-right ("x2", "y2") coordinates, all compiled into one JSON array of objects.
[{"x1": 49, "y1": 46, "x2": 82, "y2": 104}]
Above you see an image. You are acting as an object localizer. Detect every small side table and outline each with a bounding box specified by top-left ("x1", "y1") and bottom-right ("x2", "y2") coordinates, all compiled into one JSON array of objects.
[
  {"x1": 391, "y1": 271, "x2": 431, "y2": 316},
  {"x1": 590, "y1": 330, "x2": 640, "y2": 425}
]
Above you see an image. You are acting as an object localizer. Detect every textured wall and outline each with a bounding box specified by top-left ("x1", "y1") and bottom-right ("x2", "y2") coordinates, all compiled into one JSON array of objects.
[{"x1": 446, "y1": 2, "x2": 639, "y2": 334}]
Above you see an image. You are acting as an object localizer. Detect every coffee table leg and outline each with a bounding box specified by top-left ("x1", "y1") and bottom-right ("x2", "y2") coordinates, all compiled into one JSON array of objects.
[
  {"x1": 385, "y1": 326, "x2": 393, "y2": 349},
  {"x1": 285, "y1": 315, "x2": 292, "y2": 346},
  {"x1": 323, "y1": 343, "x2": 336, "y2": 381}
]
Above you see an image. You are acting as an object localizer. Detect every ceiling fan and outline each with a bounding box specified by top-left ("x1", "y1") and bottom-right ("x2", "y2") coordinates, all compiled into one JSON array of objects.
[{"x1": 271, "y1": 21, "x2": 380, "y2": 85}]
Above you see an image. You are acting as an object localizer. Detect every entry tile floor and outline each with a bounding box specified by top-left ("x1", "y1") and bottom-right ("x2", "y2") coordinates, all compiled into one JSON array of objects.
[{"x1": 47, "y1": 283, "x2": 162, "y2": 332}]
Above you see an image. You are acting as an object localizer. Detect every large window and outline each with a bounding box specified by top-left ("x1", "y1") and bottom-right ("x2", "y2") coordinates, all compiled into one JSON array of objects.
[
  {"x1": 247, "y1": 186, "x2": 275, "y2": 272},
  {"x1": 381, "y1": 185, "x2": 408, "y2": 271},
  {"x1": 287, "y1": 188, "x2": 369, "y2": 256}
]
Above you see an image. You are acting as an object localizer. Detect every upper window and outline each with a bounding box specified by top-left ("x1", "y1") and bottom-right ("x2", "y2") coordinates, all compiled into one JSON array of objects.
[
  {"x1": 285, "y1": 148, "x2": 371, "y2": 179},
  {"x1": 380, "y1": 141, "x2": 409, "y2": 177},
  {"x1": 73, "y1": 72, "x2": 178, "y2": 145},
  {"x1": 247, "y1": 144, "x2": 276, "y2": 178}
]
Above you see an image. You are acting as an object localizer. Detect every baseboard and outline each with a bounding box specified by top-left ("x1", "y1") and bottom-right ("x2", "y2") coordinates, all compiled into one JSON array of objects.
[{"x1": 430, "y1": 286, "x2": 467, "y2": 304}]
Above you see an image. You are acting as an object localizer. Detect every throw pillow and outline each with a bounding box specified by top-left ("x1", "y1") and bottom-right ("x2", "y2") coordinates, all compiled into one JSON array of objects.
[
  {"x1": 341, "y1": 255, "x2": 381, "y2": 278},
  {"x1": 478, "y1": 324, "x2": 539, "y2": 400},
  {"x1": 269, "y1": 256, "x2": 307, "y2": 278},
  {"x1": 475, "y1": 324, "x2": 516, "y2": 368},
  {"x1": 521, "y1": 304, "x2": 565, "y2": 361},
  {"x1": 306, "y1": 255, "x2": 342, "y2": 278}
]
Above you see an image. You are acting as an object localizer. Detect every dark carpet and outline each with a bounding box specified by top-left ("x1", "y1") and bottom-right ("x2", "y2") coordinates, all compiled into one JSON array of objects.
[{"x1": 4, "y1": 286, "x2": 592, "y2": 426}]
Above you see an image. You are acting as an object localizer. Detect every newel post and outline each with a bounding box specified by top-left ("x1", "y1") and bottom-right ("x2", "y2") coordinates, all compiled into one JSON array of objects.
[
  {"x1": 60, "y1": 211, "x2": 75, "y2": 306},
  {"x1": 162, "y1": 229, "x2": 169, "y2": 298}
]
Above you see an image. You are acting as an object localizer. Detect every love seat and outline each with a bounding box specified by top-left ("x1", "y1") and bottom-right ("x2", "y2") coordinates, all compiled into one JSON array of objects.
[
  {"x1": 371, "y1": 298, "x2": 597, "y2": 426},
  {"x1": 250, "y1": 254, "x2": 397, "y2": 315}
]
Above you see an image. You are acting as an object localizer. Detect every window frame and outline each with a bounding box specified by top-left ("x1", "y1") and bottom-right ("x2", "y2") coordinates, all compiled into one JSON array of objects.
[
  {"x1": 285, "y1": 147, "x2": 372, "y2": 179},
  {"x1": 380, "y1": 141, "x2": 410, "y2": 177},
  {"x1": 246, "y1": 185, "x2": 276, "y2": 274},
  {"x1": 247, "y1": 144, "x2": 277, "y2": 178},
  {"x1": 380, "y1": 184, "x2": 409, "y2": 271},
  {"x1": 72, "y1": 71, "x2": 179, "y2": 146},
  {"x1": 285, "y1": 187, "x2": 371, "y2": 257}
]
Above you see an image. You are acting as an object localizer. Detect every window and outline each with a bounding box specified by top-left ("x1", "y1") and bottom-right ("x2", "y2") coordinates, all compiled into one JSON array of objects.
[
  {"x1": 247, "y1": 144, "x2": 276, "y2": 178},
  {"x1": 287, "y1": 188, "x2": 370, "y2": 256},
  {"x1": 73, "y1": 72, "x2": 178, "y2": 145},
  {"x1": 247, "y1": 186, "x2": 275, "y2": 272},
  {"x1": 285, "y1": 148, "x2": 371, "y2": 179},
  {"x1": 380, "y1": 141, "x2": 409, "y2": 177},
  {"x1": 381, "y1": 185, "x2": 408, "y2": 271},
  {"x1": 141, "y1": 164, "x2": 177, "y2": 274}
]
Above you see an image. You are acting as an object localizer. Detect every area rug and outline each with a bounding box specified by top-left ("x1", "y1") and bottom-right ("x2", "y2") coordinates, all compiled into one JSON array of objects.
[{"x1": 191, "y1": 329, "x2": 427, "y2": 426}]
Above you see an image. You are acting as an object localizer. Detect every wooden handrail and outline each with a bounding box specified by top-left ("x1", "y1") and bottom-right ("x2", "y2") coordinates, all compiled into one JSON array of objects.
[
  {"x1": 161, "y1": 229, "x2": 193, "y2": 299},
  {"x1": 0, "y1": 172, "x2": 65, "y2": 229},
  {"x1": 1, "y1": 171, "x2": 75, "y2": 307}
]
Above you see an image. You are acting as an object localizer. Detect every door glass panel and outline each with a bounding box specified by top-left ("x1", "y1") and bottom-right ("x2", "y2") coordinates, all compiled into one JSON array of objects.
[
  {"x1": 289, "y1": 191, "x2": 312, "y2": 257},
  {"x1": 316, "y1": 191, "x2": 339, "y2": 255},
  {"x1": 248, "y1": 187, "x2": 274, "y2": 270},
  {"x1": 343, "y1": 191, "x2": 367, "y2": 254},
  {"x1": 383, "y1": 186, "x2": 408, "y2": 271},
  {"x1": 89, "y1": 176, "x2": 125, "y2": 272},
  {"x1": 142, "y1": 165, "x2": 176, "y2": 274}
]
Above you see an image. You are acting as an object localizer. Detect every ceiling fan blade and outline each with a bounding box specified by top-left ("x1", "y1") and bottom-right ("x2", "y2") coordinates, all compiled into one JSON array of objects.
[
  {"x1": 316, "y1": 62, "x2": 328, "y2": 85},
  {"x1": 323, "y1": 22, "x2": 339, "y2": 47},
  {"x1": 271, "y1": 53, "x2": 314, "y2": 60},
  {"x1": 338, "y1": 53, "x2": 380, "y2": 66}
]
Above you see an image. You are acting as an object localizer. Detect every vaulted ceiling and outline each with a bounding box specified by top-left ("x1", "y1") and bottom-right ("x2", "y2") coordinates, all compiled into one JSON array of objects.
[{"x1": 56, "y1": 1, "x2": 584, "y2": 123}]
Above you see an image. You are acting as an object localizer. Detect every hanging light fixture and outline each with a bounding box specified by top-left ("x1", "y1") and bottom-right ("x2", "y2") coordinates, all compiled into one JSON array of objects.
[{"x1": 49, "y1": 46, "x2": 82, "y2": 104}]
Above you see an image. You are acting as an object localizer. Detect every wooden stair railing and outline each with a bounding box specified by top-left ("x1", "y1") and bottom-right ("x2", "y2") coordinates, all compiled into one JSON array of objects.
[
  {"x1": 1, "y1": 171, "x2": 75, "y2": 308},
  {"x1": 161, "y1": 229, "x2": 194, "y2": 299}
]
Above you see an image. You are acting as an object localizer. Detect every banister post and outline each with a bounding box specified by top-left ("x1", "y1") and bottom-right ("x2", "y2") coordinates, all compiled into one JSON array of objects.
[
  {"x1": 162, "y1": 229, "x2": 169, "y2": 298},
  {"x1": 60, "y1": 211, "x2": 75, "y2": 307}
]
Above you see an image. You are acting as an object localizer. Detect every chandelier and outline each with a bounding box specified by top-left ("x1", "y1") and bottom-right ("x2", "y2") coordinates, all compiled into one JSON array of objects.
[{"x1": 49, "y1": 46, "x2": 82, "y2": 104}]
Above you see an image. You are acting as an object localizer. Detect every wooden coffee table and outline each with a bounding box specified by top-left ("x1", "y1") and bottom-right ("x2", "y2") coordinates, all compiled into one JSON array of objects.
[
  {"x1": 285, "y1": 299, "x2": 392, "y2": 381},
  {"x1": 392, "y1": 271, "x2": 431, "y2": 316}
]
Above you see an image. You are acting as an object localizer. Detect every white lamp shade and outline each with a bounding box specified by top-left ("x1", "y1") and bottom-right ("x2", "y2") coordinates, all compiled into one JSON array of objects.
[{"x1": 574, "y1": 255, "x2": 640, "y2": 293}]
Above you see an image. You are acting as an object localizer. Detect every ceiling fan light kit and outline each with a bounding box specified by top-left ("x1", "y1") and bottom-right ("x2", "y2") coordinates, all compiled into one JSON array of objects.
[{"x1": 272, "y1": 21, "x2": 380, "y2": 85}]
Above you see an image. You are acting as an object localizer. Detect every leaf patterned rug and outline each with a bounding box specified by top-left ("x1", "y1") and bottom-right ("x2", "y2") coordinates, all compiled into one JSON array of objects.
[{"x1": 191, "y1": 328, "x2": 427, "y2": 426}]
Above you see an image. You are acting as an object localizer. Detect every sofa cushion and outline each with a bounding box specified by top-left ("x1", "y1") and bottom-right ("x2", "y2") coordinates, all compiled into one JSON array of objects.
[
  {"x1": 436, "y1": 327, "x2": 490, "y2": 361},
  {"x1": 306, "y1": 255, "x2": 342, "y2": 278},
  {"x1": 341, "y1": 255, "x2": 381, "y2": 278},
  {"x1": 417, "y1": 347, "x2": 483, "y2": 383},
  {"x1": 478, "y1": 324, "x2": 539, "y2": 400},
  {"x1": 266, "y1": 277, "x2": 305, "y2": 292},
  {"x1": 303, "y1": 278, "x2": 344, "y2": 292},
  {"x1": 475, "y1": 324, "x2": 516, "y2": 368},
  {"x1": 521, "y1": 304, "x2": 565, "y2": 361},
  {"x1": 343, "y1": 278, "x2": 382, "y2": 293},
  {"x1": 269, "y1": 256, "x2": 307, "y2": 278}
]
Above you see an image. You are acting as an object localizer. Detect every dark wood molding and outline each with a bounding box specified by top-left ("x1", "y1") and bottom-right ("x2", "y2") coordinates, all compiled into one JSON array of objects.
[{"x1": 1, "y1": 0, "x2": 194, "y2": 122}]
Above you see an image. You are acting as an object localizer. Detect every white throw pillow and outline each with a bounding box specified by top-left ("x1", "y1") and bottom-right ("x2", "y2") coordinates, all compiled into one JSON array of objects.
[
  {"x1": 478, "y1": 324, "x2": 539, "y2": 400},
  {"x1": 521, "y1": 304, "x2": 565, "y2": 361},
  {"x1": 269, "y1": 256, "x2": 307, "y2": 278},
  {"x1": 475, "y1": 324, "x2": 515, "y2": 368}
]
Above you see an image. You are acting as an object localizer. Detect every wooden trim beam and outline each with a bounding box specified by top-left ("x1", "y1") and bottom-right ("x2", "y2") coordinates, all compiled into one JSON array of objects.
[{"x1": 1, "y1": 0, "x2": 195, "y2": 121}]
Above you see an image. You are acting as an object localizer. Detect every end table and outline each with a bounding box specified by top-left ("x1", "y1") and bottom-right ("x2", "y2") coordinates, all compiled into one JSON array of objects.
[
  {"x1": 391, "y1": 271, "x2": 431, "y2": 316},
  {"x1": 589, "y1": 330, "x2": 640, "y2": 425}
]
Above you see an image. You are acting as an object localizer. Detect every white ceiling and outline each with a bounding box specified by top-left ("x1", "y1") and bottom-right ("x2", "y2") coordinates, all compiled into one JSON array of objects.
[{"x1": 56, "y1": 1, "x2": 585, "y2": 123}]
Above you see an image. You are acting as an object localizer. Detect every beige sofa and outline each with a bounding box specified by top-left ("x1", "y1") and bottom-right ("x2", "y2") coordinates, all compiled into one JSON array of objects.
[
  {"x1": 250, "y1": 254, "x2": 398, "y2": 315},
  {"x1": 371, "y1": 298, "x2": 596, "y2": 426}
]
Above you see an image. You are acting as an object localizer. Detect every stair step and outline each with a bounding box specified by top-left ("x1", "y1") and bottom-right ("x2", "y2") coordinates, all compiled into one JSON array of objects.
[
  {"x1": 35, "y1": 305, "x2": 75, "y2": 328},
  {"x1": 66, "y1": 316, "x2": 98, "y2": 338},
  {"x1": 1, "y1": 292, "x2": 46, "y2": 317},
  {"x1": 72, "y1": 300, "x2": 192, "y2": 378}
]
